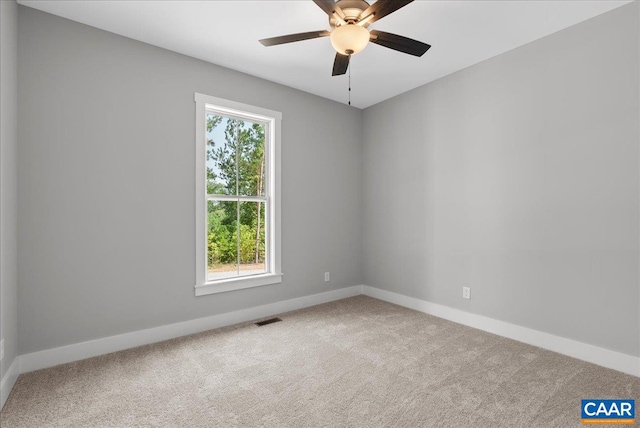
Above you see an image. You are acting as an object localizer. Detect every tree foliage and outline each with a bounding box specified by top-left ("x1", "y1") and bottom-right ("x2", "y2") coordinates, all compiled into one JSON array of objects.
[{"x1": 206, "y1": 115, "x2": 266, "y2": 268}]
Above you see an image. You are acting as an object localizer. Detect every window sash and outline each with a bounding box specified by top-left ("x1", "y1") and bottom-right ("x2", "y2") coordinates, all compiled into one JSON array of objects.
[
  {"x1": 206, "y1": 197, "x2": 270, "y2": 281},
  {"x1": 205, "y1": 111, "x2": 271, "y2": 280}
]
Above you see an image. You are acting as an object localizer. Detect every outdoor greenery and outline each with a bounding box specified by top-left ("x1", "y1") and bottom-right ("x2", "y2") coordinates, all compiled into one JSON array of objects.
[{"x1": 207, "y1": 114, "x2": 266, "y2": 270}]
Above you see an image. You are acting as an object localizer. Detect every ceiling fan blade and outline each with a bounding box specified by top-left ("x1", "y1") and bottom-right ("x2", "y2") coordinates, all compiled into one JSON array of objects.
[
  {"x1": 259, "y1": 30, "x2": 330, "y2": 47},
  {"x1": 313, "y1": 0, "x2": 345, "y2": 19},
  {"x1": 359, "y1": 0, "x2": 413, "y2": 24},
  {"x1": 332, "y1": 53, "x2": 350, "y2": 76},
  {"x1": 369, "y1": 30, "x2": 431, "y2": 57}
]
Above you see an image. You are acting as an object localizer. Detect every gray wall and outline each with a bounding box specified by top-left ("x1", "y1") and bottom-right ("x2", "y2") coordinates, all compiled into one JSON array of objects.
[
  {"x1": 362, "y1": 3, "x2": 640, "y2": 357},
  {"x1": 1, "y1": 0, "x2": 19, "y2": 379},
  {"x1": 17, "y1": 6, "x2": 362, "y2": 354}
]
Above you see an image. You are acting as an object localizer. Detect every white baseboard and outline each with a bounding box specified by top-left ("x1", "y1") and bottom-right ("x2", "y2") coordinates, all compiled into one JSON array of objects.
[
  {"x1": 1, "y1": 357, "x2": 20, "y2": 411},
  {"x1": 20, "y1": 285, "x2": 363, "y2": 374},
  {"x1": 362, "y1": 285, "x2": 640, "y2": 377}
]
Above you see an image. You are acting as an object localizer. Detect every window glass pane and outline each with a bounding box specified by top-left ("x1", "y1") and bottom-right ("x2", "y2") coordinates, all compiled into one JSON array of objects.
[
  {"x1": 206, "y1": 114, "x2": 234, "y2": 196},
  {"x1": 238, "y1": 122, "x2": 266, "y2": 197},
  {"x1": 239, "y1": 201, "x2": 267, "y2": 276},
  {"x1": 207, "y1": 114, "x2": 265, "y2": 198},
  {"x1": 207, "y1": 200, "x2": 238, "y2": 281}
]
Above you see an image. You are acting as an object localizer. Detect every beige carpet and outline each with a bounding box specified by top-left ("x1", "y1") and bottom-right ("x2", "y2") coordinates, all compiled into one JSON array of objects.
[{"x1": 1, "y1": 296, "x2": 638, "y2": 427}]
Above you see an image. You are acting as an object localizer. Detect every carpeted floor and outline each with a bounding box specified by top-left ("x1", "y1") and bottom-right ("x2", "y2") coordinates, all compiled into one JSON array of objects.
[{"x1": 1, "y1": 295, "x2": 638, "y2": 427}]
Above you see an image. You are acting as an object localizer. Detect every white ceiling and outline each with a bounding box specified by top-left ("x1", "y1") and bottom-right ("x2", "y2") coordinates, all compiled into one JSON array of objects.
[{"x1": 19, "y1": 0, "x2": 630, "y2": 108}]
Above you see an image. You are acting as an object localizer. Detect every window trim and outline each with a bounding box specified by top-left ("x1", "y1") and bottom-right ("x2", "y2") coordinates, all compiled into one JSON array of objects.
[{"x1": 194, "y1": 93, "x2": 282, "y2": 296}]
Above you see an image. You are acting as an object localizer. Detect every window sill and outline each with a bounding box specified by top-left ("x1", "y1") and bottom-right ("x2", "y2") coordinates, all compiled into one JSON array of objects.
[{"x1": 194, "y1": 273, "x2": 283, "y2": 296}]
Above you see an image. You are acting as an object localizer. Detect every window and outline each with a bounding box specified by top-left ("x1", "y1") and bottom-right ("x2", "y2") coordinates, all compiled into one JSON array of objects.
[{"x1": 194, "y1": 93, "x2": 282, "y2": 296}]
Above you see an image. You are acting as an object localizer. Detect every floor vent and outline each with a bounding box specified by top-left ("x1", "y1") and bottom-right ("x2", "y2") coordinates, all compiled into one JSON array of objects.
[{"x1": 255, "y1": 317, "x2": 282, "y2": 326}]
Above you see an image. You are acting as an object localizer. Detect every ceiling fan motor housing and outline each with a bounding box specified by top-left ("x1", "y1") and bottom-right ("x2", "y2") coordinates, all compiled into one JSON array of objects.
[{"x1": 330, "y1": 0, "x2": 371, "y2": 27}]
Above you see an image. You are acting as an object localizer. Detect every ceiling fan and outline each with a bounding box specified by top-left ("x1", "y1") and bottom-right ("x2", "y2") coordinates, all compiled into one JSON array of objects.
[{"x1": 259, "y1": 0, "x2": 431, "y2": 76}]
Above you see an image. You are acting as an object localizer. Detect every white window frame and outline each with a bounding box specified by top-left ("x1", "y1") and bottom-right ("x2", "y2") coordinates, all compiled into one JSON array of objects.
[{"x1": 194, "y1": 93, "x2": 282, "y2": 296}]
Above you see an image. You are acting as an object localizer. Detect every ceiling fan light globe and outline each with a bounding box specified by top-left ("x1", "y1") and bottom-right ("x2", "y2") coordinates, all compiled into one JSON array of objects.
[{"x1": 330, "y1": 24, "x2": 369, "y2": 55}]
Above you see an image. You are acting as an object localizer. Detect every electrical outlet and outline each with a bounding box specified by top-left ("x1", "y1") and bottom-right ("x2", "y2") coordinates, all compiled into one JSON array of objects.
[
  {"x1": 324, "y1": 272, "x2": 330, "y2": 282},
  {"x1": 0, "y1": 339, "x2": 4, "y2": 361},
  {"x1": 462, "y1": 287, "x2": 471, "y2": 300}
]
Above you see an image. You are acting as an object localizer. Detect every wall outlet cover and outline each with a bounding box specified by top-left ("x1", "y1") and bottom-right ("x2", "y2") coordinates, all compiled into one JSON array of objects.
[{"x1": 463, "y1": 287, "x2": 471, "y2": 300}]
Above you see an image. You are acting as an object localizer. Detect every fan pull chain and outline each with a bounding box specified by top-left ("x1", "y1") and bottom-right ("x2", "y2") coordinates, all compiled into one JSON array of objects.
[{"x1": 348, "y1": 55, "x2": 351, "y2": 106}]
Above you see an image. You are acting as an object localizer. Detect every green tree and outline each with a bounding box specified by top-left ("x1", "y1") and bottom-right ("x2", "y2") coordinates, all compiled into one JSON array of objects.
[{"x1": 206, "y1": 115, "x2": 266, "y2": 269}]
